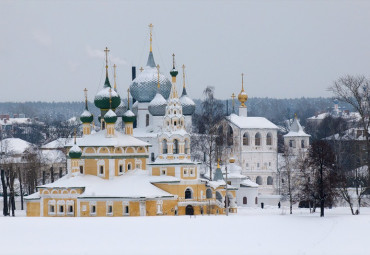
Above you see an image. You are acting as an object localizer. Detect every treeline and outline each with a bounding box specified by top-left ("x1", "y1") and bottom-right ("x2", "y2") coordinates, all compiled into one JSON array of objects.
[{"x1": 0, "y1": 97, "x2": 353, "y2": 125}]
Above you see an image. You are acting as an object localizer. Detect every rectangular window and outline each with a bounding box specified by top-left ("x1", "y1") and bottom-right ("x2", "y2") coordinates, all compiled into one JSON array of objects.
[
  {"x1": 100, "y1": 166, "x2": 104, "y2": 175},
  {"x1": 91, "y1": 205, "x2": 96, "y2": 215},
  {"x1": 49, "y1": 205, "x2": 55, "y2": 213},
  {"x1": 125, "y1": 206, "x2": 129, "y2": 214},
  {"x1": 59, "y1": 205, "x2": 64, "y2": 214},
  {"x1": 119, "y1": 165, "x2": 123, "y2": 173},
  {"x1": 68, "y1": 205, "x2": 73, "y2": 214},
  {"x1": 108, "y1": 206, "x2": 113, "y2": 214},
  {"x1": 161, "y1": 169, "x2": 166, "y2": 175},
  {"x1": 80, "y1": 166, "x2": 83, "y2": 174}
]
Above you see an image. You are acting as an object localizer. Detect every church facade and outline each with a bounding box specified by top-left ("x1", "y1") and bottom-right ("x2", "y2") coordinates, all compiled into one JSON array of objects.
[{"x1": 25, "y1": 26, "x2": 236, "y2": 217}]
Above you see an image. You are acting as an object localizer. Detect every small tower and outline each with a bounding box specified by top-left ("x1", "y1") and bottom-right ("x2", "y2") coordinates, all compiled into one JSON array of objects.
[
  {"x1": 238, "y1": 73, "x2": 248, "y2": 117},
  {"x1": 104, "y1": 88, "x2": 118, "y2": 137},
  {"x1": 284, "y1": 114, "x2": 310, "y2": 155},
  {"x1": 163, "y1": 54, "x2": 185, "y2": 132},
  {"x1": 69, "y1": 131, "x2": 82, "y2": 176},
  {"x1": 213, "y1": 160, "x2": 224, "y2": 181},
  {"x1": 94, "y1": 47, "x2": 121, "y2": 130},
  {"x1": 122, "y1": 89, "x2": 136, "y2": 135},
  {"x1": 80, "y1": 88, "x2": 94, "y2": 135}
]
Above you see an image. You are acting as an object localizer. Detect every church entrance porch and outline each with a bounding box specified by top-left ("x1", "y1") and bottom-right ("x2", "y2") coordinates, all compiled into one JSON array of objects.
[{"x1": 185, "y1": 205, "x2": 194, "y2": 215}]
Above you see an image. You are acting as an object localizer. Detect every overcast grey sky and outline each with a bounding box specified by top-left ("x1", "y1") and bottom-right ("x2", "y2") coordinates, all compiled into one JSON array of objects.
[{"x1": 1, "y1": 0, "x2": 370, "y2": 102}]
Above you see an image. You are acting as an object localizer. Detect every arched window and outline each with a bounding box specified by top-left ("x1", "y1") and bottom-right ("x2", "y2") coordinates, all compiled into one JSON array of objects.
[
  {"x1": 173, "y1": 139, "x2": 179, "y2": 154},
  {"x1": 227, "y1": 125, "x2": 233, "y2": 146},
  {"x1": 243, "y1": 132, "x2": 249, "y2": 145},
  {"x1": 206, "y1": 188, "x2": 212, "y2": 199},
  {"x1": 162, "y1": 139, "x2": 168, "y2": 154},
  {"x1": 127, "y1": 163, "x2": 132, "y2": 171},
  {"x1": 185, "y1": 139, "x2": 190, "y2": 154},
  {"x1": 185, "y1": 188, "x2": 192, "y2": 199},
  {"x1": 266, "y1": 133, "x2": 272, "y2": 146},
  {"x1": 256, "y1": 176, "x2": 263, "y2": 185},
  {"x1": 301, "y1": 140, "x2": 305, "y2": 148},
  {"x1": 243, "y1": 197, "x2": 247, "y2": 205},
  {"x1": 216, "y1": 191, "x2": 223, "y2": 203},
  {"x1": 255, "y1": 133, "x2": 261, "y2": 146},
  {"x1": 146, "y1": 114, "x2": 149, "y2": 127},
  {"x1": 255, "y1": 197, "x2": 258, "y2": 205},
  {"x1": 267, "y1": 176, "x2": 273, "y2": 185}
]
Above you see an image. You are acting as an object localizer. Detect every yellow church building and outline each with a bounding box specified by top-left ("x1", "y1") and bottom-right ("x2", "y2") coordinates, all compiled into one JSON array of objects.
[{"x1": 25, "y1": 29, "x2": 236, "y2": 217}]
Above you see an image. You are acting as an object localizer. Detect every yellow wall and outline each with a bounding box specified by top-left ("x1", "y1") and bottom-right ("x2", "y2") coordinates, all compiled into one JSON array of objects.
[{"x1": 26, "y1": 201, "x2": 40, "y2": 217}]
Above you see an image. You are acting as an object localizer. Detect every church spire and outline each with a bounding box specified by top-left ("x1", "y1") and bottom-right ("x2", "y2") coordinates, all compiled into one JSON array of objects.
[
  {"x1": 182, "y1": 64, "x2": 186, "y2": 89},
  {"x1": 113, "y1": 64, "x2": 117, "y2": 91},
  {"x1": 238, "y1": 73, "x2": 248, "y2": 107},
  {"x1": 84, "y1": 88, "x2": 88, "y2": 110},
  {"x1": 149, "y1": 23, "x2": 153, "y2": 53},
  {"x1": 156, "y1": 64, "x2": 160, "y2": 90},
  {"x1": 104, "y1": 47, "x2": 110, "y2": 78}
]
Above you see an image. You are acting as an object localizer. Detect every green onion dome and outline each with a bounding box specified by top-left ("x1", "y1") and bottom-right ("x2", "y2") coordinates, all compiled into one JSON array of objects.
[
  {"x1": 94, "y1": 77, "x2": 121, "y2": 109},
  {"x1": 80, "y1": 110, "x2": 93, "y2": 123},
  {"x1": 104, "y1": 109, "x2": 117, "y2": 124},
  {"x1": 170, "y1": 68, "x2": 178, "y2": 77},
  {"x1": 69, "y1": 144, "x2": 82, "y2": 159},
  {"x1": 122, "y1": 109, "x2": 136, "y2": 123}
]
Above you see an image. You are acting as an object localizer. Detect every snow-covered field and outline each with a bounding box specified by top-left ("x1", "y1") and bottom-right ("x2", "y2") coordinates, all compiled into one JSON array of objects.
[{"x1": 0, "y1": 207, "x2": 368, "y2": 255}]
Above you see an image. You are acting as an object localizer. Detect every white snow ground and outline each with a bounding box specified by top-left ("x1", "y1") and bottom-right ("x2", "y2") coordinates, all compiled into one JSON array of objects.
[{"x1": 0, "y1": 207, "x2": 368, "y2": 255}]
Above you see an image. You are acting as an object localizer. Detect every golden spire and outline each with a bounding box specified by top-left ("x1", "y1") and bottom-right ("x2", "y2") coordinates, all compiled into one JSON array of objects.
[
  {"x1": 127, "y1": 88, "x2": 130, "y2": 109},
  {"x1": 172, "y1": 53, "x2": 176, "y2": 69},
  {"x1": 238, "y1": 73, "x2": 248, "y2": 107},
  {"x1": 149, "y1": 23, "x2": 153, "y2": 52},
  {"x1": 74, "y1": 128, "x2": 77, "y2": 144},
  {"x1": 156, "y1": 64, "x2": 160, "y2": 90},
  {"x1": 104, "y1": 47, "x2": 110, "y2": 77},
  {"x1": 231, "y1": 93, "x2": 236, "y2": 113},
  {"x1": 113, "y1": 64, "x2": 117, "y2": 91},
  {"x1": 84, "y1": 88, "x2": 88, "y2": 109},
  {"x1": 140, "y1": 67, "x2": 144, "y2": 72},
  {"x1": 182, "y1": 64, "x2": 186, "y2": 89}
]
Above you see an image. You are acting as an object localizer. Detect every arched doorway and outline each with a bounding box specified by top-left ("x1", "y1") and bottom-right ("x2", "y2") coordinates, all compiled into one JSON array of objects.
[{"x1": 185, "y1": 205, "x2": 194, "y2": 215}]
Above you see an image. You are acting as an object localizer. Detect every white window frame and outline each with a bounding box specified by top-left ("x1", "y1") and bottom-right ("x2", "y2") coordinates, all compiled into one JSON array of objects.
[
  {"x1": 57, "y1": 200, "x2": 66, "y2": 216},
  {"x1": 66, "y1": 200, "x2": 74, "y2": 216},
  {"x1": 97, "y1": 159, "x2": 105, "y2": 177},
  {"x1": 156, "y1": 200, "x2": 163, "y2": 215},
  {"x1": 90, "y1": 202, "x2": 97, "y2": 216},
  {"x1": 183, "y1": 168, "x2": 189, "y2": 177},
  {"x1": 106, "y1": 201, "x2": 113, "y2": 216},
  {"x1": 118, "y1": 159, "x2": 125, "y2": 175},
  {"x1": 135, "y1": 159, "x2": 142, "y2": 170},
  {"x1": 189, "y1": 168, "x2": 195, "y2": 177},
  {"x1": 123, "y1": 201, "x2": 129, "y2": 216},
  {"x1": 48, "y1": 200, "x2": 56, "y2": 216}
]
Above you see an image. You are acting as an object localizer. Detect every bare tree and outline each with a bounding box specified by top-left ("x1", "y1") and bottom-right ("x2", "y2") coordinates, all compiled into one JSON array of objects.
[
  {"x1": 192, "y1": 86, "x2": 225, "y2": 179},
  {"x1": 280, "y1": 147, "x2": 301, "y2": 214},
  {"x1": 329, "y1": 75, "x2": 370, "y2": 185}
]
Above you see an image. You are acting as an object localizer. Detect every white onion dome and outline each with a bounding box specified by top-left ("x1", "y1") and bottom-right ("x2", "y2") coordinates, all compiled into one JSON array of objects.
[
  {"x1": 129, "y1": 52, "x2": 172, "y2": 103},
  {"x1": 148, "y1": 93, "x2": 167, "y2": 116},
  {"x1": 94, "y1": 77, "x2": 121, "y2": 109},
  {"x1": 115, "y1": 100, "x2": 127, "y2": 117},
  {"x1": 104, "y1": 109, "x2": 117, "y2": 124},
  {"x1": 69, "y1": 144, "x2": 82, "y2": 159},
  {"x1": 180, "y1": 87, "x2": 195, "y2": 115}
]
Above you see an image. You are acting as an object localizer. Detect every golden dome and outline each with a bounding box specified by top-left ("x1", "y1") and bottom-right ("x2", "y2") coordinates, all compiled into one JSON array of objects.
[
  {"x1": 229, "y1": 157, "x2": 235, "y2": 163},
  {"x1": 238, "y1": 73, "x2": 248, "y2": 107}
]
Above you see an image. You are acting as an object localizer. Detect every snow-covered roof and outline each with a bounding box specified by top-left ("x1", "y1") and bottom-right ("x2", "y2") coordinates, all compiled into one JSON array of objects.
[
  {"x1": 66, "y1": 130, "x2": 150, "y2": 148},
  {"x1": 226, "y1": 114, "x2": 278, "y2": 129},
  {"x1": 41, "y1": 150, "x2": 66, "y2": 164},
  {"x1": 42, "y1": 138, "x2": 72, "y2": 149},
  {"x1": 240, "y1": 179, "x2": 259, "y2": 188},
  {"x1": 307, "y1": 112, "x2": 329, "y2": 121},
  {"x1": 284, "y1": 118, "x2": 310, "y2": 137},
  {"x1": 35, "y1": 170, "x2": 176, "y2": 199},
  {"x1": 0, "y1": 138, "x2": 32, "y2": 154},
  {"x1": 324, "y1": 127, "x2": 368, "y2": 141}
]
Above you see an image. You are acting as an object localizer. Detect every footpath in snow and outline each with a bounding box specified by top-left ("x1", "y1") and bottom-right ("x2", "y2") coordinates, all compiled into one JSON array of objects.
[{"x1": 0, "y1": 207, "x2": 368, "y2": 255}]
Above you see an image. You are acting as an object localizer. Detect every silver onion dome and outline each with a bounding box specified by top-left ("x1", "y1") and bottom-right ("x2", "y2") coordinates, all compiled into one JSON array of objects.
[
  {"x1": 129, "y1": 52, "x2": 172, "y2": 103},
  {"x1": 148, "y1": 93, "x2": 167, "y2": 116},
  {"x1": 180, "y1": 87, "x2": 195, "y2": 115},
  {"x1": 115, "y1": 100, "x2": 127, "y2": 117}
]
